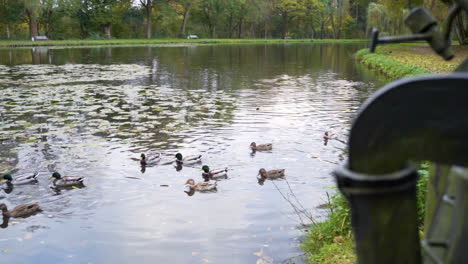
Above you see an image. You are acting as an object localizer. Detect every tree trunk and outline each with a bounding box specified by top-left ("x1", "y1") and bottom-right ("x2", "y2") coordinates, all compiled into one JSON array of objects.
[
  {"x1": 146, "y1": 4, "x2": 153, "y2": 39},
  {"x1": 320, "y1": 20, "x2": 324, "y2": 39},
  {"x1": 103, "y1": 24, "x2": 111, "y2": 39},
  {"x1": 144, "y1": 0, "x2": 153, "y2": 39},
  {"x1": 6, "y1": 24, "x2": 10, "y2": 39},
  {"x1": 27, "y1": 10, "x2": 39, "y2": 39},
  {"x1": 179, "y1": 3, "x2": 192, "y2": 38},
  {"x1": 281, "y1": 13, "x2": 288, "y2": 39},
  {"x1": 237, "y1": 16, "x2": 243, "y2": 38}
]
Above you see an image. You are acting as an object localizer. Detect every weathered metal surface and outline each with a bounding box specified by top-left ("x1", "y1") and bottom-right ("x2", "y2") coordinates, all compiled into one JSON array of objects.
[
  {"x1": 335, "y1": 167, "x2": 421, "y2": 263},
  {"x1": 337, "y1": 73, "x2": 468, "y2": 264},
  {"x1": 348, "y1": 73, "x2": 468, "y2": 175}
]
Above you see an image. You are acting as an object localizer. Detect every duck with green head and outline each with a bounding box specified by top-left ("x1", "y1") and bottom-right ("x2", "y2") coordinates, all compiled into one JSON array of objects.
[
  {"x1": 140, "y1": 153, "x2": 161, "y2": 166},
  {"x1": 175, "y1": 153, "x2": 202, "y2": 165},
  {"x1": 201, "y1": 165, "x2": 228, "y2": 182},
  {"x1": 1, "y1": 172, "x2": 38, "y2": 185},
  {"x1": 51, "y1": 172, "x2": 85, "y2": 188}
]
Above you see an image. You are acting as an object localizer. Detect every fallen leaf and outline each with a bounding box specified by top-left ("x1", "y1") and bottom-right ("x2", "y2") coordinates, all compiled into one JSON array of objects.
[{"x1": 201, "y1": 258, "x2": 210, "y2": 263}]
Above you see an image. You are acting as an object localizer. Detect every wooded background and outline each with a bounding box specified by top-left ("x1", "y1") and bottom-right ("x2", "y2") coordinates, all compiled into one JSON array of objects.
[{"x1": 0, "y1": 0, "x2": 466, "y2": 43}]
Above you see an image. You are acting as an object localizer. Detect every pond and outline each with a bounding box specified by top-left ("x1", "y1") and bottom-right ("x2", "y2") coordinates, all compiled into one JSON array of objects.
[{"x1": 0, "y1": 43, "x2": 382, "y2": 263}]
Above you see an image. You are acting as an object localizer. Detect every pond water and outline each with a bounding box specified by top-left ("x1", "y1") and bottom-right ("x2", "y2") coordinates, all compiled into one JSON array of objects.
[{"x1": 0, "y1": 44, "x2": 383, "y2": 263}]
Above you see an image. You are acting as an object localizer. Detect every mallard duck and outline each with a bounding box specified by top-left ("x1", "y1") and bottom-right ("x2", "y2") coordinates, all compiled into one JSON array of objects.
[
  {"x1": 0, "y1": 203, "x2": 41, "y2": 218},
  {"x1": 323, "y1": 132, "x2": 334, "y2": 141},
  {"x1": 175, "y1": 153, "x2": 202, "y2": 166},
  {"x1": 50, "y1": 172, "x2": 84, "y2": 188},
  {"x1": 257, "y1": 168, "x2": 285, "y2": 180},
  {"x1": 1, "y1": 172, "x2": 38, "y2": 185},
  {"x1": 250, "y1": 142, "x2": 272, "y2": 151},
  {"x1": 201, "y1": 165, "x2": 228, "y2": 182},
  {"x1": 140, "y1": 153, "x2": 161, "y2": 166},
  {"x1": 185, "y1": 179, "x2": 217, "y2": 192}
]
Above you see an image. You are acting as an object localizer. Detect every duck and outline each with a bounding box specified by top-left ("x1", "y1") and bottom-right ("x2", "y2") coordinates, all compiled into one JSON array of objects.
[
  {"x1": 0, "y1": 203, "x2": 41, "y2": 218},
  {"x1": 175, "y1": 153, "x2": 202, "y2": 166},
  {"x1": 140, "y1": 153, "x2": 161, "y2": 166},
  {"x1": 323, "y1": 132, "x2": 334, "y2": 141},
  {"x1": 1, "y1": 172, "x2": 38, "y2": 185},
  {"x1": 201, "y1": 165, "x2": 228, "y2": 181},
  {"x1": 185, "y1": 179, "x2": 217, "y2": 192},
  {"x1": 50, "y1": 172, "x2": 85, "y2": 188},
  {"x1": 250, "y1": 142, "x2": 272, "y2": 151},
  {"x1": 257, "y1": 168, "x2": 285, "y2": 180}
]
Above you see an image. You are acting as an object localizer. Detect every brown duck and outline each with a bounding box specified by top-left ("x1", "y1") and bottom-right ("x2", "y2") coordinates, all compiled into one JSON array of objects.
[
  {"x1": 0, "y1": 203, "x2": 41, "y2": 218},
  {"x1": 257, "y1": 168, "x2": 285, "y2": 179},
  {"x1": 250, "y1": 142, "x2": 272, "y2": 151}
]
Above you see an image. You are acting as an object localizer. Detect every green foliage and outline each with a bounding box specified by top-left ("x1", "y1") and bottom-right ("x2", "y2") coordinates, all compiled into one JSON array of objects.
[
  {"x1": 302, "y1": 192, "x2": 354, "y2": 263},
  {"x1": 417, "y1": 161, "x2": 429, "y2": 226},
  {"x1": 0, "y1": 0, "x2": 457, "y2": 40},
  {"x1": 355, "y1": 48, "x2": 430, "y2": 79}
]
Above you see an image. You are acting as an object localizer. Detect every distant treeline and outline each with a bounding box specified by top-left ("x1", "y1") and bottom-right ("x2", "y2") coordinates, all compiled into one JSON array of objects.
[{"x1": 0, "y1": 0, "x2": 465, "y2": 42}]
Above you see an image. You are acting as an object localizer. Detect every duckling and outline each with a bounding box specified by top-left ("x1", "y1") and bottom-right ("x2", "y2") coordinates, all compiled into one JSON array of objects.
[
  {"x1": 257, "y1": 168, "x2": 285, "y2": 180},
  {"x1": 1, "y1": 172, "x2": 38, "y2": 185},
  {"x1": 0, "y1": 203, "x2": 41, "y2": 218},
  {"x1": 140, "y1": 153, "x2": 161, "y2": 166},
  {"x1": 185, "y1": 179, "x2": 217, "y2": 192},
  {"x1": 201, "y1": 165, "x2": 228, "y2": 182},
  {"x1": 50, "y1": 172, "x2": 84, "y2": 188},
  {"x1": 175, "y1": 153, "x2": 202, "y2": 166},
  {"x1": 250, "y1": 142, "x2": 272, "y2": 151}
]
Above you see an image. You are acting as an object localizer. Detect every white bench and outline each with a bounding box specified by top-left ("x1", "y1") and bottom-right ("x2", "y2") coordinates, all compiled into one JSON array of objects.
[
  {"x1": 32, "y1": 36, "x2": 48, "y2": 41},
  {"x1": 187, "y1": 35, "x2": 199, "y2": 39}
]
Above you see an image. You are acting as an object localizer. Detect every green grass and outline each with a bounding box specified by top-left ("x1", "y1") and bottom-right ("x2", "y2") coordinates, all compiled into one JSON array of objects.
[
  {"x1": 0, "y1": 38, "x2": 367, "y2": 48},
  {"x1": 302, "y1": 193, "x2": 355, "y2": 264},
  {"x1": 355, "y1": 48, "x2": 430, "y2": 80}
]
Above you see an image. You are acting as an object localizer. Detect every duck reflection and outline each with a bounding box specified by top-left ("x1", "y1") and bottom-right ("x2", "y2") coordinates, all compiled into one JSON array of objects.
[
  {"x1": 1, "y1": 215, "x2": 9, "y2": 228},
  {"x1": 2, "y1": 182, "x2": 13, "y2": 194}
]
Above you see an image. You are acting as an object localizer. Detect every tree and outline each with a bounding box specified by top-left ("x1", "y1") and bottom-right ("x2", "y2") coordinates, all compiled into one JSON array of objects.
[
  {"x1": 274, "y1": 0, "x2": 304, "y2": 39},
  {"x1": 140, "y1": 0, "x2": 154, "y2": 38},
  {"x1": 173, "y1": 0, "x2": 198, "y2": 38},
  {"x1": 0, "y1": 0, "x2": 24, "y2": 39},
  {"x1": 23, "y1": 0, "x2": 42, "y2": 38},
  {"x1": 84, "y1": 0, "x2": 128, "y2": 39}
]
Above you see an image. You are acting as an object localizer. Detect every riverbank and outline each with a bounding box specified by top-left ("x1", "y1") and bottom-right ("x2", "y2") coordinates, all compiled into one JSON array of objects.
[
  {"x1": 301, "y1": 43, "x2": 464, "y2": 263},
  {"x1": 0, "y1": 38, "x2": 367, "y2": 48},
  {"x1": 355, "y1": 44, "x2": 468, "y2": 79}
]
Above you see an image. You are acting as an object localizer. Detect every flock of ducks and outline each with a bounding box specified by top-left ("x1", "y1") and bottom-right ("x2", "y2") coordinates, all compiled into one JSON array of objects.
[
  {"x1": 0, "y1": 171, "x2": 85, "y2": 221},
  {"x1": 0, "y1": 141, "x2": 285, "y2": 222},
  {"x1": 142, "y1": 142, "x2": 284, "y2": 195},
  {"x1": 0, "y1": 131, "x2": 335, "y2": 223}
]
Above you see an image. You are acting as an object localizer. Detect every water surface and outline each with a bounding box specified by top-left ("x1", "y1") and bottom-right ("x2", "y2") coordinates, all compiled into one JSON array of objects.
[{"x1": 0, "y1": 44, "x2": 382, "y2": 263}]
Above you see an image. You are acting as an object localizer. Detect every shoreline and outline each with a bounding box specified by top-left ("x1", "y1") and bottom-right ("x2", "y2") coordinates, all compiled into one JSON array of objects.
[{"x1": 0, "y1": 38, "x2": 367, "y2": 48}]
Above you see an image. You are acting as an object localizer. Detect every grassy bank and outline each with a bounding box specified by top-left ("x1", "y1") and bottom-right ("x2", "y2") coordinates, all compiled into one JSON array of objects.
[
  {"x1": 0, "y1": 38, "x2": 367, "y2": 48},
  {"x1": 355, "y1": 44, "x2": 468, "y2": 79},
  {"x1": 355, "y1": 48, "x2": 429, "y2": 79}
]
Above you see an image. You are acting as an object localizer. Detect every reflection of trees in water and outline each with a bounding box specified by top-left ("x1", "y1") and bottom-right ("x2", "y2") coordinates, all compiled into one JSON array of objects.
[{"x1": 0, "y1": 44, "x2": 372, "y2": 157}]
